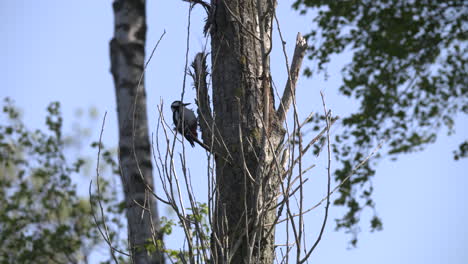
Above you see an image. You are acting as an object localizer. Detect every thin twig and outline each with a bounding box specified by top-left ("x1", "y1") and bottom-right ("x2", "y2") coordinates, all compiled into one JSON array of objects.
[
  {"x1": 182, "y1": 0, "x2": 210, "y2": 11},
  {"x1": 89, "y1": 112, "x2": 130, "y2": 262},
  {"x1": 299, "y1": 91, "x2": 331, "y2": 263},
  {"x1": 275, "y1": 139, "x2": 384, "y2": 225}
]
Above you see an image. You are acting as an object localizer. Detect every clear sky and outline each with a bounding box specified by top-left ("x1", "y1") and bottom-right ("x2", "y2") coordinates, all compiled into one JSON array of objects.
[{"x1": 1, "y1": 1, "x2": 467, "y2": 263}]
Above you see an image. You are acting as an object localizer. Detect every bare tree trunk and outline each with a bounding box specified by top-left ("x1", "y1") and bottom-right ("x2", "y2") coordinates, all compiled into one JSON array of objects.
[
  {"x1": 208, "y1": 1, "x2": 285, "y2": 263},
  {"x1": 110, "y1": 1, "x2": 163, "y2": 263}
]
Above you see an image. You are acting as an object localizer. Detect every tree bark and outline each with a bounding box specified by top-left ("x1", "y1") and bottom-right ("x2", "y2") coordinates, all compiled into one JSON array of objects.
[
  {"x1": 110, "y1": 1, "x2": 163, "y2": 263},
  {"x1": 208, "y1": 1, "x2": 285, "y2": 263}
]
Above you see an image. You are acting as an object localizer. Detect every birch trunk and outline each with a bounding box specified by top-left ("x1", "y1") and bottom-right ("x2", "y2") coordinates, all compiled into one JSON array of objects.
[{"x1": 110, "y1": 1, "x2": 163, "y2": 263}]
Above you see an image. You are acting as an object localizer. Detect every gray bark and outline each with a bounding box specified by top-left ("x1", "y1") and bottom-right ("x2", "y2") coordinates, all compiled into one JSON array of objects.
[
  {"x1": 208, "y1": 1, "x2": 286, "y2": 263},
  {"x1": 110, "y1": 1, "x2": 163, "y2": 263}
]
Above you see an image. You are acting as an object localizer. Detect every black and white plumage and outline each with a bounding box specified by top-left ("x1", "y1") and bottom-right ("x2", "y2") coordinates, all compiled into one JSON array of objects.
[{"x1": 171, "y1": 100, "x2": 200, "y2": 147}]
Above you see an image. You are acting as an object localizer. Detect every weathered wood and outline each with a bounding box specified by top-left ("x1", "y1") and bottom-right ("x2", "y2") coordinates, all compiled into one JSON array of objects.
[{"x1": 277, "y1": 33, "x2": 308, "y2": 123}]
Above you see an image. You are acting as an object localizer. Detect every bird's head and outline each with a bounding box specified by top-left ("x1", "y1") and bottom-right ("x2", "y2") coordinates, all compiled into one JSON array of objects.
[{"x1": 171, "y1": 101, "x2": 190, "y2": 112}]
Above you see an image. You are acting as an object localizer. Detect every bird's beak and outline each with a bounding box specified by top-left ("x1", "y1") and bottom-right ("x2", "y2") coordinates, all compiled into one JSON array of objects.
[{"x1": 183, "y1": 103, "x2": 191, "y2": 106}]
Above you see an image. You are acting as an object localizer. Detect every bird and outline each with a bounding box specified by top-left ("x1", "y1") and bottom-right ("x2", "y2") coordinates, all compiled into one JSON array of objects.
[
  {"x1": 170, "y1": 100, "x2": 202, "y2": 148},
  {"x1": 170, "y1": 101, "x2": 232, "y2": 162}
]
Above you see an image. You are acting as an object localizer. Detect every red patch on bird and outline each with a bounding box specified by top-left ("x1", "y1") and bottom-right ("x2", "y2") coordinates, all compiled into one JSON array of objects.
[{"x1": 190, "y1": 126, "x2": 198, "y2": 137}]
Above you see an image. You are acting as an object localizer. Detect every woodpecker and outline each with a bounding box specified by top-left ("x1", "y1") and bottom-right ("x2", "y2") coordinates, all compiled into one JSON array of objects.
[{"x1": 170, "y1": 100, "x2": 200, "y2": 147}]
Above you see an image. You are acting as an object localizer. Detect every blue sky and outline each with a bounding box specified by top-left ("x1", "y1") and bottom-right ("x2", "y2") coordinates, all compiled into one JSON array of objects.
[{"x1": 1, "y1": 1, "x2": 467, "y2": 263}]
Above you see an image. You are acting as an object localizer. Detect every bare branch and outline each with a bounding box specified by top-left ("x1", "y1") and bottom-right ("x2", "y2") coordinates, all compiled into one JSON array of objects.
[
  {"x1": 275, "y1": 138, "x2": 384, "y2": 226},
  {"x1": 89, "y1": 112, "x2": 130, "y2": 261},
  {"x1": 300, "y1": 91, "x2": 332, "y2": 263},
  {"x1": 89, "y1": 181, "x2": 131, "y2": 259}
]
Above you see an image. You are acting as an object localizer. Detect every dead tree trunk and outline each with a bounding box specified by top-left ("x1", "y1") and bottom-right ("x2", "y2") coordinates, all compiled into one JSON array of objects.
[
  {"x1": 193, "y1": 0, "x2": 306, "y2": 263},
  {"x1": 110, "y1": 1, "x2": 163, "y2": 263},
  {"x1": 209, "y1": 2, "x2": 278, "y2": 262}
]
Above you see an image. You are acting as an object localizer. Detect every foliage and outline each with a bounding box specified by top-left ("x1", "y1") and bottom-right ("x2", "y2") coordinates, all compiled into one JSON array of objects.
[
  {"x1": 158, "y1": 202, "x2": 211, "y2": 264},
  {"x1": 453, "y1": 140, "x2": 468, "y2": 160},
  {"x1": 0, "y1": 98, "x2": 123, "y2": 263},
  {"x1": 0, "y1": 98, "x2": 213, "y2": 263},
  {"x1": 293, "y1": 0, "x2": 467, "y2": 245}
]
